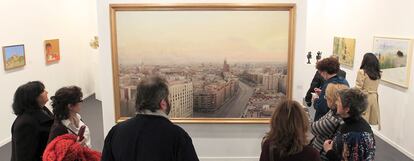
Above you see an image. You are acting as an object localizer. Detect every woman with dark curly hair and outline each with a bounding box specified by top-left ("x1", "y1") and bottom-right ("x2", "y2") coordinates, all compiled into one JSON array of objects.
[
  {"x1": 313, "y1": 57, "x2": 349, "y2": 121},
  {"x1": 11, "y1": 81, "x2": 53, "y2": 161},
  {"x1": 47, "y1": 86, "x2": 92, "y2": 148}
]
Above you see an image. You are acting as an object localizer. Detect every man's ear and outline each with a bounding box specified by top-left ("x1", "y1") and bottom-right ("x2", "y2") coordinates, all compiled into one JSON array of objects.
[{"x1": 160, "y1": 99, "x2": 167, "y2": 110}]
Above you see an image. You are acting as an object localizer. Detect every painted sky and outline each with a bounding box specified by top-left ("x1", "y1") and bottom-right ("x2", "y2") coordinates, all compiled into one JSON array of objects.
[
  {"x1": 4, "y1": 45, "x2": 24, "y2": 60},
  {"x1": 116, "y1": 11, "x2": 289, "y2": 65}
]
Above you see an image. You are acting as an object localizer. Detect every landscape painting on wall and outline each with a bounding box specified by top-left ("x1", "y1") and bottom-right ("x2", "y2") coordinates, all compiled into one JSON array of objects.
[
  {"x1": 110, "y1": 4, "x2": 295, "y2": 123},
  {"x1": 333, "y1": 37, "x2": 356, "y2": 67},
  {"x1": 373, "y1": 37, "x2": 413, "y2": 88},
  {"x1": 2, "y1": 45, "x2": 26, "y2": 70},
  {"x1": 44, "y1": 39, "x2": 60, "y2": 64}
]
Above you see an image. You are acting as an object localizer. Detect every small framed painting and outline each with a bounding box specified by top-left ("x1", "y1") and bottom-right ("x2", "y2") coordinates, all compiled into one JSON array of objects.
[
  {"x1": 333, "y1": 36, "x2": 356, "y2": 67},
  {"x1": 44, "y1": 39, "x2": 60, "y2": 64},
  {"x1": 2, "y1": 44, "x2": 26, "y2": 70}
]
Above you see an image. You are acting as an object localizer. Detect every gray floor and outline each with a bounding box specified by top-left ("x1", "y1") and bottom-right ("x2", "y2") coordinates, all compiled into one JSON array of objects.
[{"x1": 0, "y1": 95, "x2": 412, "y2": 161}]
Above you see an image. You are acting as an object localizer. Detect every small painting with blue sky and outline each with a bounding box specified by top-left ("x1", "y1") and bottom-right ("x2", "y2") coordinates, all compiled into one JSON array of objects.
[{"x1": 2, "y1": 44, "x2": 25, "y2": 70}]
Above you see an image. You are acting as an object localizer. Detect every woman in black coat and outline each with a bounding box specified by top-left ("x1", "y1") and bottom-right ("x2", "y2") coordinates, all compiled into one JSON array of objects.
[{"x1": 11, "y1": 81, "x2": 54, "y2": 161}]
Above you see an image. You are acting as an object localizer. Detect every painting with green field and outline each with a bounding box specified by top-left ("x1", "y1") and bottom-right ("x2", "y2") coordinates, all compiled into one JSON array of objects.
[
  {"x1": 2, "y1": 45, "x2": 26, "y2": 70},
  {"x1": 373, "y1": 37, "x2": 413, "y2": 88}
]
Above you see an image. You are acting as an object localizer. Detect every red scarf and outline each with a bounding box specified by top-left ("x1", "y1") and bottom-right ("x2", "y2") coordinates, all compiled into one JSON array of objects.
[{"x1": 43, "y1": 134, "x2": 101, "y2": 161}]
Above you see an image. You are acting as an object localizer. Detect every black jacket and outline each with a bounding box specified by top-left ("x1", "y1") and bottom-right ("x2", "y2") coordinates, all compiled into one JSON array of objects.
[
  {"x1": 101, "y1": 114, "x2": 199, "y2": 161},
  {"x1": 11, "y1": 107, "x2": 53, "y2": 161},
  {"x1": 326, "y1": 117, "x2": 375, "y2": 161},
  {"x1": 47, "y1": 120, "x2": 71, "y2": 144},
  {"x1": 305, "y1": 70, "x2": 347, "y2": 107}
]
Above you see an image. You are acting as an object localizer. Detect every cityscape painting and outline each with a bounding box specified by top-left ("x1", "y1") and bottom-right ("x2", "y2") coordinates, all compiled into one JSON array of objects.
[{"x1": 110, "y1": 4, "x2": 295, "y2": 123}]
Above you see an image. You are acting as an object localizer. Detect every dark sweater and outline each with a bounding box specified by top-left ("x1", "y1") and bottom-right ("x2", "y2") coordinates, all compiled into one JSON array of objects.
[
  {"x1": 326, "y1": 117, "x2": 376, "y2": 161},
  {"x1": 101, "y1": 114, "x2": 199, "y2": 161},
  {"x1": 314, "y1": 75, "x2": 349, "y2": 121},
  {"x1": 260, "y1": 140, "x2": 321, "y2": 161},
  {"x1": 305, "y1": 70, "x2": 347, "y2": 107}
]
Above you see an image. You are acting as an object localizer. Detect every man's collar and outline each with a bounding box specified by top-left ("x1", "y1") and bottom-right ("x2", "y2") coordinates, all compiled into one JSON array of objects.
[{"x1": 137, "y1": 109, "x2": 169, "y2": 119}]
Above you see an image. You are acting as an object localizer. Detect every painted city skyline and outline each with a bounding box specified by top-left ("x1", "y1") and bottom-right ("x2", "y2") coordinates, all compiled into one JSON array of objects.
[{"x1": 113, "y1": 9, "x2": 291, "y2": 119}]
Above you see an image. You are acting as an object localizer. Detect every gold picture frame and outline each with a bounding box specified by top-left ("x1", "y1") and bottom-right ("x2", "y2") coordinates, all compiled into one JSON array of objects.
[{"x1": 110, "y1": 3, "x2": 296, "y2": 123}]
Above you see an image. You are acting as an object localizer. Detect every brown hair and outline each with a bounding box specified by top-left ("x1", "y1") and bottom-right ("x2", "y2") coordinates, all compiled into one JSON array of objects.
[
  {"x1": 316, "y1": 57, "x2": 340, "y2": 74},
  {"x1": 265, "y1": 100, "x2": 309, "y2": 157},
  {"x1": 325, "y1": 83, "x2": 349, "y2": 109}
]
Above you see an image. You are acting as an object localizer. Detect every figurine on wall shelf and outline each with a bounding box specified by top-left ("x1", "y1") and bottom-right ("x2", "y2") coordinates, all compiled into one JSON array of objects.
[
  {"x1": 316, "y1": 51, "x2": 322, "y2": 62},
  {"x1": 307, "y1": 51, "x2": 312, "y2": 64}
]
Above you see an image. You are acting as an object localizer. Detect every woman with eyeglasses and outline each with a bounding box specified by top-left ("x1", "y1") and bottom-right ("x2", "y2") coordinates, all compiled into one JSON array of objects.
[
  {"x1": 260, "y1": 100, "x2": 321, "y2": 161},
  {"x1": 47, "y1": 86, "x2": 92, "y2": 148},
  {"x1": 310, "y1": 83, "x2": 349, "y2": 161}
]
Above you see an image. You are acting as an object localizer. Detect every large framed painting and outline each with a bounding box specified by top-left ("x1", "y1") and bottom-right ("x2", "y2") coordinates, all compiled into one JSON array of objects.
[
  {"x1": 2, "y1": 44, "x2": 26, "y2": 70},
  {"x1": 373, "y1": 37, "x2": 413, "y2": 88},
  {"x1": 110, "y1": 4, "x2": 295, "y2": 123},
  {"x1": 333, "y1": 36, "x2": 356, "y2": 67}
]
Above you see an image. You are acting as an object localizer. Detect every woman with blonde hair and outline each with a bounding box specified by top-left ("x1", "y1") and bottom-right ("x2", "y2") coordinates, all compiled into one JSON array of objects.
[
  {"x1": 260, "y1": 100, "x2": 321, "y2": 161},
  {"x1": 311, "y1": 83, "x2": 349, "y2": 160}
]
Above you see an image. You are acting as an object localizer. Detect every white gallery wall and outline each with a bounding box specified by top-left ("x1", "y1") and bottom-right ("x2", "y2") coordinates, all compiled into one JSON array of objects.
[
  {"x1": 2, "y1": 0, "x2": 411, "y2": 160},
  {"x1": 306, "y1": 0, "x2": 414, "y2": 159},
  {"x1": 96, "y1": 0, "x2": 309, "y2": 160},
  {"x1": 0, "y1": 0, "x2": 99, "y2": 146}
]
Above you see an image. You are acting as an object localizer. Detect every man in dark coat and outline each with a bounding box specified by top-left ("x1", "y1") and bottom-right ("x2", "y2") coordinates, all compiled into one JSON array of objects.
[{"x1": 101, "y1": 76, "x2": 199, "y2": 161}]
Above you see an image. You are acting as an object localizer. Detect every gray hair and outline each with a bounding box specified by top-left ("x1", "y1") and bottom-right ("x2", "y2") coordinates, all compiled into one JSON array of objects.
[
  {"x1": 135, "y1": 76, "x2": 169, "y2": 112},
  {"x1": 338, "y1": 88, "x2": 368, "y2": 119}
]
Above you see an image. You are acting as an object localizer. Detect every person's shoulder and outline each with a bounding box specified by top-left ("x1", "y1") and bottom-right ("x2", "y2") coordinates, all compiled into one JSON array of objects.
[
  {"x1": 50, "y1": 120, "x2": 66, "y2": 131},
  {"x1": 172, "y1": 124, "x2": 188, "y2": 133},
  {"x1": 12, "y1": 113, "x2": 39, "y2": 132},
  {"x1": 14, "y1": 113, "x2": 37, "y2": 126},
  {"x1": 358, "y1": 69, "x2": 367, "y2": 75},
  {"x1": 327, "y1": 111, "x2": 342, "y2": 122},
  {"x1": 302, "y1": 145, "x2": 321, "y2": 159},
  {"x1": 170, "y1": 124, "x2": 193, "y2": 139},
  {"x1": 303, "y1": 145, "x2": 318, "y2": 152}
]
